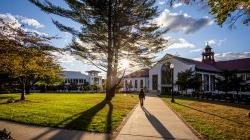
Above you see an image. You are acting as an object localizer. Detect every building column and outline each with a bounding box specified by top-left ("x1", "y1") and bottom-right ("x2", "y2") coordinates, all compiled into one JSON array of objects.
[
  {"x1": 201, "y1": 74, "x2": 204, "y2": 91},
  {"x1": 208, "y1": 75, "x2": 211, "y2": 92}
]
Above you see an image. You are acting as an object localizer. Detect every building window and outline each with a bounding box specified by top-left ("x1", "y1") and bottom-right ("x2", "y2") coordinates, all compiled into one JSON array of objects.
[
  {"x1": 140, "y1": 79, "x2": 143, "y2": 88},
  {"x1": 135, "y1": 80, "x2": 138, "y2": 88},
  {"x1": 94, "y1": 77, "x2": 99, "y2": 84},
  {"x1": 129, "y1": 80, "x2": 133, "y2": 89},
  {"x1": 210, "y1": 75, "x2": 215, "y2": 91},
  {"x1": 65, "y1": 79, "x2": 67, "y2": 83},
  {"x1": 161, "y1": 64, "x2": 171, "y2": 85},
  {"x1": 246, "y1": 73, "x2": 250, "y2": 80},
  {"x1": 204, "y1": 74, "x2": 209, "y2": 91},
  {"x1": 241, "y1": 74, "x2": 246, "y2": 80},
  {"x1": 152, "y1": 75, "x2": 158, "y2": 90}
]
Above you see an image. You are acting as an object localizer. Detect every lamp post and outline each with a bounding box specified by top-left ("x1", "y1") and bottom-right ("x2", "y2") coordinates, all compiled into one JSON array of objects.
[{"x1": 170, "y1": 63, "x2": 175, "y2": 103}]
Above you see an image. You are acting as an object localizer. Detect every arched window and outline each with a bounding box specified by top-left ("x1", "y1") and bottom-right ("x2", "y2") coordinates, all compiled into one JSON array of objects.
[{"x1": 161, "y1": 63, "x2": 171, "y2": 85}]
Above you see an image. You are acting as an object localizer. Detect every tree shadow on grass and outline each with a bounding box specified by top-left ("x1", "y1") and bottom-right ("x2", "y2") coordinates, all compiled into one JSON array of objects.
[
  {"x1": 161, "y1": 95, "x2": 250, "y2": 110},
  {"x1": 32, "y1": 99, "x2": 113, "y2": 140},
  {"x1": 175, "y1": 102, "x2": 250, "y2": 127},
  {"x1": 142, "y1": 106, "x2": 174, "y2": 139}
]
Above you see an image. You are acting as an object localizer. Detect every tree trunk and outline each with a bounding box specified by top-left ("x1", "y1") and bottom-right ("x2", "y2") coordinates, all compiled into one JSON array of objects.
[
  {"x1": 105, "y1": 0, "x2": 114, "y2": 103},
  {"x1": 44, "y1": 85, "x2": 47, "y2": 93},
  {"x1": 111, "y1": 0, "x2": 119, "y2": 98},
  {"x1": 25, "y1": 83, "x2": 30, "y2": 95},
  {"x1": 20, "y1": 82, "x2": 25, "y2": 100}
]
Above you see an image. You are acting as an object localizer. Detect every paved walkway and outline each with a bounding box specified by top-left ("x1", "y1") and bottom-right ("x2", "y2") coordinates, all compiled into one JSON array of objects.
[
  {"x1": 0, "y1": 120, "x2": 109, "y2": 140},
  {"x1": 115, "y1": 95, "x2": 199, "y2": 140}
]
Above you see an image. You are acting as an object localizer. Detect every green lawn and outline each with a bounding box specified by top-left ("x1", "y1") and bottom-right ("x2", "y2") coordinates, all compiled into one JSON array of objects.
[
  {"x1": 161, "y1": 96, "x2": 250, "y2": 140},
  {"x1": 0, "y1": 93, "x2": 138, "y2": 133}
]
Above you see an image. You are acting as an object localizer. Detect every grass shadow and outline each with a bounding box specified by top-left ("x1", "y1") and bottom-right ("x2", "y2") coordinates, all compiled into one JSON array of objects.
[
  {"x1": 161, "y1": 95, "x2": 250, "y2": 110},
  {"x1": 142, "y1": 106, "x2": 174, "y2": 139},
  {"x1": 63, "y1": 99, "x2": 107, "y2": 130},
  {"x1": 32, "y1": 99, "x2": 113, "y2": 140},
  {"x1": 0, "y1": 96, "x2": 12, "y2": 100},
  {"x1": 175, "y1": 102, "x2": 250, "y2": 127}
]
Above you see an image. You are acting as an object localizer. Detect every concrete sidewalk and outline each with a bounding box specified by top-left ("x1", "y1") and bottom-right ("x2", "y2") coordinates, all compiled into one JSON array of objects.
[
  {"x1": 115, "y1": 96, "x2": 199, "y2": 140},
  {"x1": 0, "y1": 120, "x2": 109, "y2": 140}
]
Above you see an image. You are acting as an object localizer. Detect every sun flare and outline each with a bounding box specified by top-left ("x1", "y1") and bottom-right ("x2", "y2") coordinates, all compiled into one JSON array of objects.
[{"x1": 120, "y1": 59, "x2": 130, "y2": 69}]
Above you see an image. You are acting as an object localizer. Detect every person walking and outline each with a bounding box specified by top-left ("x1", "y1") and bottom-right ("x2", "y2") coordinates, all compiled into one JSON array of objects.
[{"x1": 139, "y1": 88, "x2": 145, "y2": 107}]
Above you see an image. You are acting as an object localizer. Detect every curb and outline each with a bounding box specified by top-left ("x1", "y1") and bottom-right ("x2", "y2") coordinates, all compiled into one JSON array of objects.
[{"x1": 162, "y1": 100, "x2": 205, "y2": 140}]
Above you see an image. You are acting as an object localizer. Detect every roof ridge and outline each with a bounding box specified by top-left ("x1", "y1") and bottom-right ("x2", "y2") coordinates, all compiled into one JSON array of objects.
[{"x1": 216, "y1": 57, "x2": 250, "y2": 63}]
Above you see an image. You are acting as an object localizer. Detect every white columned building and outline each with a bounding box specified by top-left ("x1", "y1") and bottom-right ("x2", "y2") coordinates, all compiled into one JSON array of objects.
[{"x1": 122, "y1": 45, "x2": 250, "y2": 94}]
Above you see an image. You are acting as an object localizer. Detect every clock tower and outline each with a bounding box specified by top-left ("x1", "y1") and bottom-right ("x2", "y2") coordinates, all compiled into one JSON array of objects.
[{"x1": 202, "y1": 44, "x2": 215, "y2": 64}]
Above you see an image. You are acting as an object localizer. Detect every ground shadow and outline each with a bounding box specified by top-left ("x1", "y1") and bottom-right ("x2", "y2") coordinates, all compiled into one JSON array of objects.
[
  {"x1": 161, "y1": 95, "x2": 250, "y2": 110},
  {"x1": 105, "y1": 102, "x2": 113, "y2": 140},
  {"x1": 0, "y1": 96, "x2": 12, "y2": 100},
  {"x1": 142, "y1": 106, "x2": 174, "y2": 139},
  {"x1": 32, "y1": 99, "x2": 113, "y2": 140},
  {"x1": 175, "y1": 102, "x2": 250, "y2": 127}
]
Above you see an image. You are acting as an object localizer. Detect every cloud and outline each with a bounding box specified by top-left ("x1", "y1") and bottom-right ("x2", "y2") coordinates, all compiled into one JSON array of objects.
[
  {"x1": 165, "y1": 37, "x2": 195, "y2": 49},
  {"x1": 206, "y1": 38, "x2": 227, "y2": 47},
  {"x1": 17, "y1": 16, "x2": 44, "y2": 28},
  {"x1": 52, "y1": 52, "x2": 76, "y2": 63},
  {"x1": 193, "y1": 57, "x2": 201, "y2": 61},
  {"x1": 214, "y1": 52, "x2": 250, "y2": 61},
  {"x1": 0, "y1": 13, "x2": 44, "y2": 29},
  {"x1": 0, "y1": 13, "x2": 47, "y2": 36},
  {"x1": 52, "y1": 51, "x2": 105, "y2": 76},
  {"x1": 193, "y1": 52, "x2": 250, "y2": 61},
  {"x1": 207, "y1": 39, "x2": 216, "y2": 46},
  {"x1": 0, "y1": 13, "x2": 21, "y2": 28},
  {"x1": 172, "y1": 3, "x2": 183, "y2": 8},
  {"x1": 190, "y1": 48, "x2": 202, "y2": 52},
  {"x1": 156, "y1": 10, "x2": 213, "y2": 34},
  {"x1": 158, "y1": 0, "x2": 166, "y2": 5}
]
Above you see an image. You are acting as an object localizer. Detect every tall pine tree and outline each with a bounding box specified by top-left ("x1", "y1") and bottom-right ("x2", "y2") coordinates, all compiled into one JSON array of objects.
[{"x1": 30, "y1": 0, "x2": 167, "y2": 102}]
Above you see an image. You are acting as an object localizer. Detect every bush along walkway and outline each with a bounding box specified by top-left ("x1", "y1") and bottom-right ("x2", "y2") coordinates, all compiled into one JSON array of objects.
[{"x1": 115, "y1": 95, "x2": 199, "y2": 140}]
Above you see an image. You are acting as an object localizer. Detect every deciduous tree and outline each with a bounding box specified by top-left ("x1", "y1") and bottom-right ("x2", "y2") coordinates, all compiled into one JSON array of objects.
[{"x1": 0, "y1": 18, "x2": 62, "y2": 100}]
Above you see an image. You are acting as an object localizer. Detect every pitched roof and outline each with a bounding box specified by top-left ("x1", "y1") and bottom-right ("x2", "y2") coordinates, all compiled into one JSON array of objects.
[
  {"x1": 205, "y1": 44, "x2": 212, "y2": 49},
  {"x1": 86, "y1": 70, "x2": 101, "y2": 73},
  {"x1": 162, "y1": 54, "x2": 221, "y2": 72},
  {"x1": 161, "y1": 54, "x2": 250, "y2": 73},
  {"x1": 62, "y1": 71, "x2": 89, "y2": 79},
  {"x1": 174, "y1": 56, "x2": 221, "y2": 72},
  {"x1": 214, "y1": 58, "x2": 250, "y2": 72},
  {"x1": 124, "y1": 69, "x2": 149, "y2": 78}
]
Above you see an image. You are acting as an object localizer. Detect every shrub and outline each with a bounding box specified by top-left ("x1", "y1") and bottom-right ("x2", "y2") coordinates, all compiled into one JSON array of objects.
[
  {"x1": 0, "y1": 128, "x2": 14, "y2": 140},
  {"x1": 7, "y1": 98, "x2": 15, "y2": 103}
]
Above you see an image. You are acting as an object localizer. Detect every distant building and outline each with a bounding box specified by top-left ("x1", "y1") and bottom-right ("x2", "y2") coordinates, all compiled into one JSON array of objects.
[
  {"x1": 123, "y1": 45, "x2": 250, "y2": 94},
  {"x1": 62, "y1": 70, "x2": 103, "y2": 91},
  {"x1": 123, "y1": 69, "x2": 149, "y2": 92},
  {"x1": 63, "y1": 71, "x2": 90, "y2": 86},
  {"x1": 86, "y1": 70, "x2": 103, "y2": 90}
]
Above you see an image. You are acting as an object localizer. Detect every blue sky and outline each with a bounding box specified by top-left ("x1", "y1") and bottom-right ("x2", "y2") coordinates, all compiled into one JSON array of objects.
[{"x1": 0, "y1": 0, "x2": 249, "y2": 75}]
